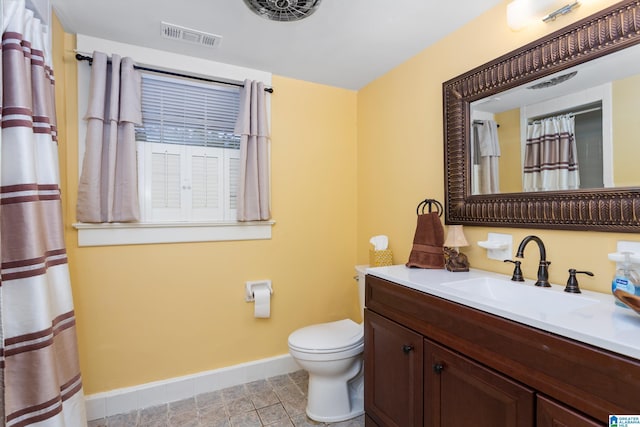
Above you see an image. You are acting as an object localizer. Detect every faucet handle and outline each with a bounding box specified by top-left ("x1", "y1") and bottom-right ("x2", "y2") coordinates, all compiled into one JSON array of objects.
[
  {"x1": 504, "y1": 259, "x2": 524, "y2": 282},
  {"x1": 564, "y1": 269, "x2": 594, "y2": 293}
]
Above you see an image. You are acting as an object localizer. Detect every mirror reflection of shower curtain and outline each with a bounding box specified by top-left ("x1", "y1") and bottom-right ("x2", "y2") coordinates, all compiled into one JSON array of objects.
[
  {"x1": 523, "y1": 115, "x2": 579, "y2": 192},
  {"x1": 472, "y1": 120, "x2": 500, "y2": 195}
]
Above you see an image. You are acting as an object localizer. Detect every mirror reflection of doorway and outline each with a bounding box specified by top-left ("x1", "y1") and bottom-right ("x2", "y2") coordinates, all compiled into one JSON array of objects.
[{"x1": 574, "y1": 107, "x2": 603, "y2": 189}]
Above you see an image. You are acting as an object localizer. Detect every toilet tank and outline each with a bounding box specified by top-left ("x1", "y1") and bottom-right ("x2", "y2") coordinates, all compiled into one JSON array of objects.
[{"x1": 355, "y1": 265, "x2": 368, "y2": 317}]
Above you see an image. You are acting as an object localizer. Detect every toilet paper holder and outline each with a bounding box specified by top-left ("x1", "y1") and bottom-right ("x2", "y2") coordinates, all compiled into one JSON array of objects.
[{"x1": 245, "y1": 280, "x2": 273, "y2": 302}]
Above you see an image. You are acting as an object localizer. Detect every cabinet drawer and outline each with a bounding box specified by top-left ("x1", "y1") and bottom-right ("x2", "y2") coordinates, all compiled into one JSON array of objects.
[{"x1": 537, "y1": 395, "x2": 605, "y2": 427}]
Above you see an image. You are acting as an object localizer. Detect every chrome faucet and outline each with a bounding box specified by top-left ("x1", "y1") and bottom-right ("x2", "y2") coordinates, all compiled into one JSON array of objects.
[{"x1": 515, "y1": 235, "x2": 551, "y2": 287}]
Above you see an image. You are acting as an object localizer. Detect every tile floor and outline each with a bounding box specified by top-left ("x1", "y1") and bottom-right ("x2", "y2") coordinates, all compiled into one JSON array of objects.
[{"x1": 87, "y1": 370, "x2": 365, "y2": 427}]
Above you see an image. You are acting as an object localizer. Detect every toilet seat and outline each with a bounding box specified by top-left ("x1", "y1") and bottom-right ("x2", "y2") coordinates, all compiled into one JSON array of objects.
[{"x1": 288, "y1": 319, "x2": 363, "y2": 355}]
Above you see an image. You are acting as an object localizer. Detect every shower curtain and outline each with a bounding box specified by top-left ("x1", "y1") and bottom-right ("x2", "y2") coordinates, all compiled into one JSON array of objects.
[
  {"x1": 1, "y1": 1, "x2": 86, "y2": 426},
  {"x1": 523, "y1": 115, "x2": 580, "y2": 192}
]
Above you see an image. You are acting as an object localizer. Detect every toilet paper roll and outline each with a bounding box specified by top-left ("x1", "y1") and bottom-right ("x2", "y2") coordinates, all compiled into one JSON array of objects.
[{"x1": 253, "y1": 286, "x2": 271, "y2": 318}]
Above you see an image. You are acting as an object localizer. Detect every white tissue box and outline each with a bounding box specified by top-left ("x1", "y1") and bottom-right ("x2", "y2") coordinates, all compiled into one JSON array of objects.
[{"x1": 370, "y1": 249, "x2": 393, "y2": 267}]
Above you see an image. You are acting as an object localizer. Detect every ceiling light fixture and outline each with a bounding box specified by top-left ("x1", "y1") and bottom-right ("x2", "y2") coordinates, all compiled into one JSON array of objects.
[
  {"x1": 507, "y1": 0, "x2": 581, "y2": 31},
  {"x1": 526, "y1": 71, "x2": 578, "y2": 90},
  {"x1": 543, "y1": 1, "x2": 581, "y2": 22}
]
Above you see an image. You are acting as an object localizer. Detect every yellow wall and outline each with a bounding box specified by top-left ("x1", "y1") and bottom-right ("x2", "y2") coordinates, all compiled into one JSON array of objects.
[
  {"x1": 52, "y1": 15, "x2": 70, "y2": 226},
  {"x1": 495, "y1": 108, "x2": 522, "y2": 193},
  {"x1": 54, "y1": 21, "x2": 358, "y2": 394},
  {"x1": 54, "y1": 0, "x2": 636, "y2": 396},
  {"x1": 612, "y1": 73, "x2": 640, "y2": 187},
  {"x1": 357, "y1": 0, "x2": 631, "y2": 294}
]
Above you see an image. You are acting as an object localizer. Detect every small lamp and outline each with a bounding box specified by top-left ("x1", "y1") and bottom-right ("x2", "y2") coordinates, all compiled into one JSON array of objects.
[{"x1": 444, "y1": 225, "x2": 470, "y2": 272}]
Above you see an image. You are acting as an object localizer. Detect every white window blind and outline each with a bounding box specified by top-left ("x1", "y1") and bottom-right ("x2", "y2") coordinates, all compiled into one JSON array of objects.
[
  {"x1": 135, "y1": 73, "x2": 241, "y2": 149},
  {"x1": 135, "y1": 72, "x2": 241, "y2": 222}
]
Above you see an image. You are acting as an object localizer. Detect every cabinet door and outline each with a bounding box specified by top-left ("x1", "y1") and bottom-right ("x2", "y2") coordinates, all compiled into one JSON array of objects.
[
  {"x1": 425, "y1": 340, "x2": 535, "y2": 427},
  {"x1": 537, "y1": 395, "x2": 605, "y2": 427},
  {"x1": 364, "y1": 310, "x2": 424, "y2": 427}
]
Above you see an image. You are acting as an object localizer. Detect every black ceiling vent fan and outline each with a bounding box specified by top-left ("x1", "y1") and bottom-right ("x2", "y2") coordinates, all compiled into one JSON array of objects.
[{"x1": 243, "y1": 0, "x2": 322, "y2": 22}]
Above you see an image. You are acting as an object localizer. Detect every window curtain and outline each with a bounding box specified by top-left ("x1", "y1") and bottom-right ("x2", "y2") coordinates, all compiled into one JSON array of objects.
[
  {"x1": 1, "y1": 0, "x2": 86, "y2": 425},
  {"x1": 76, "y1": 51, "x2": 142, "y2": 222},
  {"x1": 235, "y1": 79, "x2": 270, "y2": 221},
  {"x1": 523, "y1": 115, "x2": 579, "y2": 192},
  {"x1": 472, "y1": 120, "x2": 500, "y2": 194}
]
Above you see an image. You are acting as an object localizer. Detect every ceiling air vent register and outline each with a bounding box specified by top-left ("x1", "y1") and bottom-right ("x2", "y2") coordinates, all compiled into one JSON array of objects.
[
  {"x1": 161, "y1": 22, "x2": 222, "y2": 48},
  {"x1": 243, "y1": 0, "x2": 322, "y2": 22}
]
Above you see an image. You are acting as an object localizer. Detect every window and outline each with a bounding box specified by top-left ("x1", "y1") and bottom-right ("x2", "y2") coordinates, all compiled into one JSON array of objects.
[
  {"x1": 75, "y1": 70, "x2": 273, "y2": 247},
  {"x1": 135, "y1": 73, "x2": 240, "y2": 222}
]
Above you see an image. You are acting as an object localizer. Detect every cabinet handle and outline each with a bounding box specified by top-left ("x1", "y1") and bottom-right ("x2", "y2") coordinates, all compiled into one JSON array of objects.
[
  {"x1": 433, "y1": 363, "x2": 444, "y2": 374},
  {"x1": 402, "y1": 344, "x2": 414, "y2": 354}
]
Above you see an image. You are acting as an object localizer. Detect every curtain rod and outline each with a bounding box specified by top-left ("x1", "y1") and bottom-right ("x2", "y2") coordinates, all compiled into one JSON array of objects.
[
  {"x1": 570, "y1": 106, "x2": 601, "y2": 116},
  {"x1": 74, "y1": 53, "x2": 274, "y2": 93},
  {"x1": 529, "y1": 105, "x2": 602, "y2": 123},
  {"x1": 473, "y1": 119, "x2": 500, "y2": 128}
]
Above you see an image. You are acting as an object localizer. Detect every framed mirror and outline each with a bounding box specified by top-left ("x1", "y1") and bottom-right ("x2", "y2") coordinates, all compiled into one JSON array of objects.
[{"x1": 444, "y1": 0, "x2": 640, "y2": 232}]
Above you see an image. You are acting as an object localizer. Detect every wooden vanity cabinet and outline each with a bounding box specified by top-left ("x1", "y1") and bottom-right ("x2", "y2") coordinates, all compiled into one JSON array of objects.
[
  {"x1": 365, "y1": 310, "x2": 534, "y2": 427},
  {"x1": 364, "y1": 275, "x2": 640, "y2": 426}
]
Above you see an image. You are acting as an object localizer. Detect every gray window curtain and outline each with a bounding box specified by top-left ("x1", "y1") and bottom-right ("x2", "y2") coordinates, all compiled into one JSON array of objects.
[
  {"x1": 472, "y1": 120, "x2": 500, "y2": 195},
  {"x1": 235, "y1": 79, "x2": 271, "y2": 221},
  {"x1": 1, "y1": 0, "x2": 86, "y2": 424},
  {"x1": 76, "y1": 51, "x2": 142, "y2": 222}
]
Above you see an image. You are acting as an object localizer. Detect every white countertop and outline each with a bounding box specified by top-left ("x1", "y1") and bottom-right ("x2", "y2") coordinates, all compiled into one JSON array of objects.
[{"x1": 366, "y1": 264, "x2": 640, "y2": 360}]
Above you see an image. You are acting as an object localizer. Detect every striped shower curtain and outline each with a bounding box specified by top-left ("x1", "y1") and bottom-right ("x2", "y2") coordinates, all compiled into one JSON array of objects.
[
  {"x1": 1, "y1": 0, "x2": 86, "y2": 426},
  {"x1": 523, "y1": 115, "x2": 580, "y2": 192}
]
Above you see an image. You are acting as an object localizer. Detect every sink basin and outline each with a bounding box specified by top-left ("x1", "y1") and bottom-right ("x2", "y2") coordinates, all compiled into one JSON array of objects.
[{"x1": 442, "y1": 277, "x2": 600, "y2": 316}]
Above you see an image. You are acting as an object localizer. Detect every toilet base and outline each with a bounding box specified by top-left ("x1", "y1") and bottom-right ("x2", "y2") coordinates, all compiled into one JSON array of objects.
[
  {"x1": 305, "y1": 362, "x2": 364, "y2": 422},
  {"x1": 307, "y1": 406, "x2": 364, "y2": 423}
]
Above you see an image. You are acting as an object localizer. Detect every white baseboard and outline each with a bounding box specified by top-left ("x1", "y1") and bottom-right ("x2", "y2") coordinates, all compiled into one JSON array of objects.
[{"x1": 85, "y1": 354, "x2": 299, "y2": 421}]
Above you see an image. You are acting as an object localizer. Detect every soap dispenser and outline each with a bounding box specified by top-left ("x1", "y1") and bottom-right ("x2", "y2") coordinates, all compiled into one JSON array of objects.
[{"x1": 611, "y1": 252, "x2": 640, "y2": 308}]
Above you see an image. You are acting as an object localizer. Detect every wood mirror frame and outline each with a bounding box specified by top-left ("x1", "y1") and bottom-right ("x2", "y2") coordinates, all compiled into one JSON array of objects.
[{"x1": 443, "y1": 0, "x2": 640, "y2": 232}]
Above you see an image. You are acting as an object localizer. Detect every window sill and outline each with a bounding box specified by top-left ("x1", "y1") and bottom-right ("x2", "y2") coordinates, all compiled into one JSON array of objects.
[{"x1": 73, "y1": 220, "x2": 275, "y2": 247}]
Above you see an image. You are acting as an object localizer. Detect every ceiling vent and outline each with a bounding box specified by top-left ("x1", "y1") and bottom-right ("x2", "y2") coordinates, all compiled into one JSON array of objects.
[
  {"x1": 161, "y1": 22, "x2": 222, "y2": 48},
  {"x1": 243, "y1": 0, "x2": 322, "y2": 22}
]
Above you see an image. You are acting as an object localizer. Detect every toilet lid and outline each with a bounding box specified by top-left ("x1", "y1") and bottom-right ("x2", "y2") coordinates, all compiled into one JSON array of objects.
[{"x1": 288, "y1": 319, "x2": 363, "y2": 353}]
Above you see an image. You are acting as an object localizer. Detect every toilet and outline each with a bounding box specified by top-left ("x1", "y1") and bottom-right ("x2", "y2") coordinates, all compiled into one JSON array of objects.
[{"x1": 287, "y1": 266, "x2": 367, "y2": 422}]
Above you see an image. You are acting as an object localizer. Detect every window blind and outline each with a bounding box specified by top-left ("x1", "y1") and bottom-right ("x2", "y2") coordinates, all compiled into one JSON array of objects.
[{"x1": 135, "y1": 72, "x2": 241, "y2": 149}]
